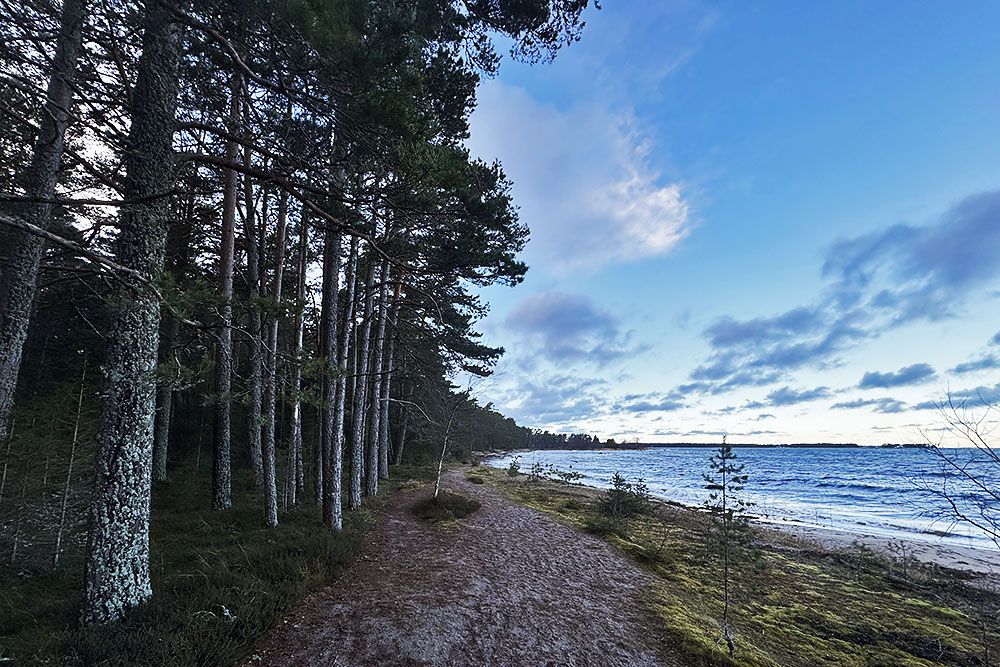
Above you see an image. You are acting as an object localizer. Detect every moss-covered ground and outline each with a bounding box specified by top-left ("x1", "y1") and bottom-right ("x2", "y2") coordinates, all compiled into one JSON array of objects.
[{"x1": 474, "y1": 465, "x2": 1000, "y2": 667}]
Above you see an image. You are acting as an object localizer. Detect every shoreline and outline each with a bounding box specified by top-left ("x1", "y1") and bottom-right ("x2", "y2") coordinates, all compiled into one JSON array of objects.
[
  {"x1": 478, "y1": 453, "x2": 999, "y2": 576},
  {"x1": 774, "y1": 522, "x2": 999, "y2": 576}
]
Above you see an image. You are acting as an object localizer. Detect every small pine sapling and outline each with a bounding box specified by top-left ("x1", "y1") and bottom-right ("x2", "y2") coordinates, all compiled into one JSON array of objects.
[{"x1": 703, "y1": 436, "x2": 753, "y2": 657}]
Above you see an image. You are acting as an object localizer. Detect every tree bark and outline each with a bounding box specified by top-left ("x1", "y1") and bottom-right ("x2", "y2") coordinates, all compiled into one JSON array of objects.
[
  {"x1": 378, "y1": 279, "x2": 401, "y2": 479},
  {"x1": 333, "y1": 235, "x2": 358, "y2": 515},
  {"x1": 0, "y1": 0, "x2": 86, "y2": 442},
  {"x1": 81, "y1": 0, "x2": 180, "y2": 624},
  {"x1": 287, "y1": 210, "x2": 308, "y2": 507},
  {"x1": 320, "y1": 224, "x2": 342, "y2": 530},
  {"x1": 368, "y1": 262, "x2": 390, "y2": 484},
  {"x1": 212, "y1": 76, "x2": 241, "y2": 511},
  {"x1": 152, "y1": 314, "x2": 179, "y2": 481},
  {"x1": 393, "y1": 379, "x2": 413, "y2": 466},
  {"x1": 350, "y1": 257, "x2": 376, "y2": 506},
  {"x1": 243, "y1": 154, "x2": 263, "y2": 489},
  {"x1": 261, "y1": 189, "x2": 287, "y2": 527}
]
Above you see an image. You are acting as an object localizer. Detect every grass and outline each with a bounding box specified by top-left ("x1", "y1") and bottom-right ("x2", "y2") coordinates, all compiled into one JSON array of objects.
[
  {"x1": 0, "y1": 463, "x2": 418, "y2": 666},
  {"x1": 477, "y1": 466, "x2": 1000, "y2": 667},
  {"x1": 412, "y1": 490, "x2": 481, "y2": 523}
]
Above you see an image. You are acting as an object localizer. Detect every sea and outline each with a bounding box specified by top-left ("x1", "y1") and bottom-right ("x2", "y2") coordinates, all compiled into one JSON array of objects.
[{"x1": 485, "y1": 446, "x2": 1000, "y2": 550}]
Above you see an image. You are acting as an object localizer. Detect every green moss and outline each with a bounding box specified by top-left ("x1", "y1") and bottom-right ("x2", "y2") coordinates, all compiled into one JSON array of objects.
[{"x1": 478, "y1": 465, "x2": 1000, "y2": 667}]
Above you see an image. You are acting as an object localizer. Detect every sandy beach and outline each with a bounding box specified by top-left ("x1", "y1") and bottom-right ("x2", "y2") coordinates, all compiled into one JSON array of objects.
[{"x1": 771, "y1": 522, "x2": 1000, "y2": 577}]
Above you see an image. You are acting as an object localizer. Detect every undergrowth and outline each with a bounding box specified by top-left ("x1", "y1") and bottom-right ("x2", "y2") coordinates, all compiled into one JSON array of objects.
[{"x1": 0, "y1": 463, "x2": 417, "y2": 666}]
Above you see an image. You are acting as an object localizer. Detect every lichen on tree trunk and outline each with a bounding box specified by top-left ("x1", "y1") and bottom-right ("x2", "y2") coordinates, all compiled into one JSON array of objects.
[
  {"x1": 261, "y1": 189, "x2": 288, "y2": 527},
  {"x1": 333, "y1": 236, "x2": 359, "y2": 522},
  {"x1": 80, "y1": 0, "x2": 181, "y2": 625},
  {"x1": 378, "y1": 278, "x2": 401, "y2": 479},
  {"x1": 368, "y1": 262, "x2": 390, "y2": 483},
  {"x1": 350, "y1": 257, "x2": 376, "y2": 507},
  {"x1": 320, "y1": 222, "x2": 342, "y2": 530},
  {"x1": 212, "y1": 75, "x2": 241, "y2": 512}
]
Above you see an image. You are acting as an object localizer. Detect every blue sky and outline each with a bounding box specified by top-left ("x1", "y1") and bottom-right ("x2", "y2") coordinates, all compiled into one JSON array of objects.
[{"x1": 465, "y1": 0, "x2": 1000, "y2": 444}]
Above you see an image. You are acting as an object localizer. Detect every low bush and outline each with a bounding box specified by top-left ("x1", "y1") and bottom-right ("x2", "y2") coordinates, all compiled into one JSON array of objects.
[
  {"x1": 506, "y1": 456, "x2": 521, "y2": 477},
  {"x1": 413, "y1": 491, "x2": 482, "y2": 523},
  {"x1": 596, "y1": 473, "x2": 652, "y2": 520}
]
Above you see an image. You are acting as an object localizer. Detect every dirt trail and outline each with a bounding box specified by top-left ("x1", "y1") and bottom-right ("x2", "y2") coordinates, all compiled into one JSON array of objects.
[{"x1": 246, "y1": 469, "x2": 681, "y2": 667}]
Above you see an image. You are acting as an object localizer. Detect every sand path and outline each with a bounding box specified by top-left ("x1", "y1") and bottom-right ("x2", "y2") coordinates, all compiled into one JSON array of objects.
[{"x1": 245, "y1": 469, "x2": 681, "y2": 667}]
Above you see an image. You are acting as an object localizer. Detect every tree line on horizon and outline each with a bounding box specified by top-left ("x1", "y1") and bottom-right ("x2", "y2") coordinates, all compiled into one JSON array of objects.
[{"x1": 0, "y1": 0, "x2": 592, "y2": 626}]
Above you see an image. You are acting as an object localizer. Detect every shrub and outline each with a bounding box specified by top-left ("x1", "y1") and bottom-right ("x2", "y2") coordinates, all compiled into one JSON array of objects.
[
  {"x1": 596, "y1": 473, "x2": 652, "y2": 520},
  {"x1": 413, "y1": 491, "x2": 482, "y2": 523},
  {"x1": 550, "y1": 467, "x2": 584, "y2": 484},
  {"x1": 505, "y1": 456, "x2": 521, "y2": 477}
]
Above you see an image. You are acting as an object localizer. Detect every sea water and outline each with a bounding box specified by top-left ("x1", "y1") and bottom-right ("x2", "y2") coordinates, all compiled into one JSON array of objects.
[{"x1": 485, "y1": 446, "x2": 999, "y2": 549}]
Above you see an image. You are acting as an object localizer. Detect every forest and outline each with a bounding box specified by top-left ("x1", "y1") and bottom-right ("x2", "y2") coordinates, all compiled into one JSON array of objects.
[{"x1": 0, "y1": 0, "x2": 587, "y2": 657}]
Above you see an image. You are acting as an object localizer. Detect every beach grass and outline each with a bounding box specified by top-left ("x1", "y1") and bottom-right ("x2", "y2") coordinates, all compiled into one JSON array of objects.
[{"x1": 474, "y1": 466, "x2": 1000, "y2": 667}]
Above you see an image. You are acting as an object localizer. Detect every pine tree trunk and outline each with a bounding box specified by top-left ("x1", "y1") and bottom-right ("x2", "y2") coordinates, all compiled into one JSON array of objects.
[
  {"x1": 334, "y1": 236, "x2": 358, "y2": 514},
  {"x1": 368, "y1": 262, "x2": 391, "y2": 483},
  {"x1": 152, "y1": 314, "x2": 179, "y2": 481},
  {"x1": 212, "y1": 76, "x2": 241, "y2": 512},
  {"x1": 261, "y1": 190, "x2": 287, "y2": 527},
  {"x1": 80, "y1": 0, "x2": 180, "y2": 624},
  {"x1": 244, "y1": 157, "x2": 263, "y2": 489},
  {"x1": 364, "y1": 263, "x2": 383, "y2": 497},
  {"x1": 378, "y1": 279, "x2": 401, "y2": 478},
  {"x1": 0, "y1": 0, "x2": 86, "y2": 442},
  {"x1": 320, "y1": 223, "x2": 342, "y2": 530},
  {"x1": 350, "y1": 257, "x2": 376, "y2": 506},
  {"x1": 287, "y1": 211, "x2": 308, "y2": 507},
  {"x1": 393, "y1": 379, "x2": 413, "y2": 466}
]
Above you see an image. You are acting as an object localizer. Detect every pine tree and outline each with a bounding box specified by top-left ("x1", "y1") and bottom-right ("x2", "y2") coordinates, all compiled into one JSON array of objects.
[
  {"x1": 703, "y1": 436, "x2": 753, "y2": 657},
  {"x1": 81, "y1": 0, "x2": 182, "y2": 625},
  {"x1": 0, "y1": 0, "x2": 86, "y2": 441}
]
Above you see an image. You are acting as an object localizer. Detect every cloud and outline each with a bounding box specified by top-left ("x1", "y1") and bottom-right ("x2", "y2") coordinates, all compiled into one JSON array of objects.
[
  {"x1": 762, "y1": 386, "x2": 832, "y2": 407},
  {"x1": 704, "y1": 307, "x2": 823, "y2": 348},
  {"x1": 858, "y1": 363, "x2": 936, "y2": 389},
  {"x1": 992, "y1": 331, "x2": 1000, "y2": 346},
  {"x1": 616, "y1": 392, "x2": 686, "y2": 413},
  {"x1": 505, "y1": 291, "x2": 647, "y2": 365},
  {"x1": 469, "y1": 81, "x2": 691, "y2": 270},
  {"x1": 950, "y1": 356, "x2": 1000, "y2": 375},
  {"x1": 497, "y1": 374, "x2": 610, "y2": 425},
  {"x1": 831, "y1": 397, "x2": 907, "y2": 414},
  {"x1": 911, "y1": 382, "x2": 1000, "y2": 411},
  {"x1": 681, "y1": 190, "x2": 1000, "y2": 396},
  {"x1": 743, "y1": 386, "x2": 832, "y2": 409}
]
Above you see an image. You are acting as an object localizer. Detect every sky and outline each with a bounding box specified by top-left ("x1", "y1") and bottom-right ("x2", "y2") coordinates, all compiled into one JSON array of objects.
[{"x1": 464, "y1": 0, "x2": 1000, "y2": 445}]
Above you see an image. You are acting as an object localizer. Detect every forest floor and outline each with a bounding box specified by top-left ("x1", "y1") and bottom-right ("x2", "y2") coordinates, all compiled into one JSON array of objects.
[{"x1": 245, "y1": 468, "x2": 682, "y2": 667}]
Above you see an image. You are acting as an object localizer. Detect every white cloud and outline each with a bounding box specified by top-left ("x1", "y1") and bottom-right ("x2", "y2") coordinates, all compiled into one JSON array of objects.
[{"x1": 468, "y1": 80, "x2": 691, "y2": 271}]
